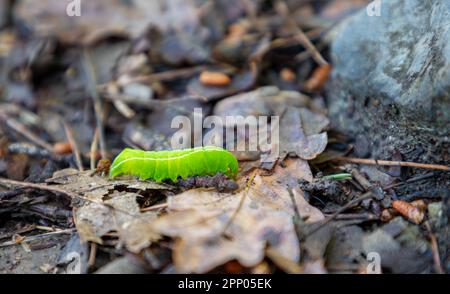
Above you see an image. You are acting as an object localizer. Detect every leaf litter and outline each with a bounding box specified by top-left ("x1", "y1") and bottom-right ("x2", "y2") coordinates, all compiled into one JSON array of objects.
[
  {"x1": 45, "y1": 169, "x2": 171, "y2": 252},
  {"x1": 0, "y1": 0, "x2": 444, "y2": 274},
  {"x1": 153, "y1": 158, "x2": 324, "y2": 273},
  {"x1": 43, "y1": 156, "x2": 323, "y2": 273}
]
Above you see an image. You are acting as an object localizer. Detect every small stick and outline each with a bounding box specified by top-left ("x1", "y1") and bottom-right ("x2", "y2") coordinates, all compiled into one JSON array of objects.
[
  {"x1": 35, "y1": 225, "x2": 59, "y2": 232},
  {"x1": 140, "y1": 202, "x2": 168, "y2": 212},
  {"x1": 424, "y1": 221, "x2": 444, "y2": 274},
  {"x1": 88, "y1": 242, "x2": 97, "y2": 267},
  {"x1": 63, "y1": 121, "x2": 84, "y2": 171},
  {"x1": 335, "y1": 157, "x2": 450, "y2": 171},
  {"x1": 0, "y1": 110, "x2": 54, "y2": 153},
  {"x1": 116, "y1": 65, "x2": 207, "y2": 86},
  {"x1": 383, "y1": 173, "x2": 435, "y2": 190},
  {"x1": 0, "y1": 228, "x2": 75, "y2": 247},
  {"x1": 327, "y1": 212, "x2": 379, "y2": 221},
  {"x1": 306, "y1": 191, "x2": 374, "y2": 237},
  {"x1": 112, "y1": 99, "x2": 135, "y2": 119},
  {"x1": 83, "y1": 49, "x2": 107, "y2": 159},
  {"x1": 0, "y1": 225, "x2": 36, "y2": 240},
  {"x1": 351, "y1": 169, "x2": 372, "y2": 191},
  {"x1": 292, "y1": 25, "x2": 328, "y2": 66},
  {"x1": 90, "y1": 128, "x2": 99, "y2": 170},
  {"x1": 106, "y1": 83, "x2": 135, "y2": 119},
  {"x1": 275, "y1": 0, "x2": 328, "y2": 66},
  {"x1": 221, "y1": 171, "x2": 257, "y2": 235}
]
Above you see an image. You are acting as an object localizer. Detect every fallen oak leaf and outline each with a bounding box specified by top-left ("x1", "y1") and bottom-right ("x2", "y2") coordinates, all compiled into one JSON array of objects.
[
  {"x1": 46, "y1": 169, "x2": 170, "y2": 252},
  {"x1": 211, "y1": 87, "x2": 328, "y2": 167},
  {"x1": 153, "y1": 158, "x2": 323, "y2": 273},
  {"x1": 261, "y1": 107, "x2": 328, "y2": 169},
  {"x1": 75, "y1": 191, "x2": 160, "y2": 252},
  {"x1": 278, "y1": 107, "x2": 328, "y2": 160}
]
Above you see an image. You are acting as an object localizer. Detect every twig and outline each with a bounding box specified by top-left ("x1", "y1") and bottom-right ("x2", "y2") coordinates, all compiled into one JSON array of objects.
[
  {"x1": 383, "y1": 173, "x2": 436, "y2": 190},
  {"x1": 63, "y1": 121, "x2": 83, "y2": 171},
  {"x1": 275, "y1": 0, "x2": 328, "y2": 66},
  {"x1": 100, "y1": 65, "x2": 207, "y2": 88},
  {"x1": 0, "y1": 110, "x2": 54, "y2": 153},
  {"x1": 0, "y1": 228, "x2": 75, "y2": 247},
  {"x1": 0, "y1": 225, "x2": 36, "y2": 240},
  {"x1": 102, "y1": 92, "x2": 206, "y2": 114},
  {"x1": 88, "y1": 242, "x2": 97, "y2": 267},
  {"x1": 35, "y1": 225, "x2": 60, "y2": 232},
  {"x1": 140, "y1": 202, "x2": 168, "y2": 212},
  {"x1": 105, "y1": 83, "x2": 135, "y2": 119},
  {"x1": 83, "y1": 48, "x2": 107, "y2": 159},
  {"x1": 292, "y1": 28, "x2": 328, "y2": 66},
  {"x1": 306, "y1": 191, "x2": 374, "y2": 237},
  {"x1": 113, "y1": 99, "x2": 135, "y2": 119},
  {"x1": 351, "y1": 169, "x2": 372, "y2": 191},
  {"x1": 326, "y1": 212, "x2": 379, "y2": 221},
  {"x1": 334, "y1": 157, "x2": 450, "y2": 171},
  {"x1": 295, "y1": 40, "x2": 328, "y2": 63},
  {"x1": 424, "y1": 221, "x2": 444, "y2": 274},
  {"x1": 287, "y1": 188, "x2": 304, "y2": 242},
  {"x1": 90, "y1": 128, "x2": 99, "y2": 170},
  {"x1": 221, "y1": 171, "x2": 256, "y2": 236}
]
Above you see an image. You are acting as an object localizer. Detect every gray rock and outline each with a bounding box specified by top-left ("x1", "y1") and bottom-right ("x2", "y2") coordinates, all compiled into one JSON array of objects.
[{"x1": 328, "y1": 0, "x2": 450, "y2": 163}]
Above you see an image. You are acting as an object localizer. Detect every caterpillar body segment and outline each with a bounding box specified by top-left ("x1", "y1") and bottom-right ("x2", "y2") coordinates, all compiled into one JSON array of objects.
[{"x1": 109, "y1": 146, "x2": 239, "y2": 182}]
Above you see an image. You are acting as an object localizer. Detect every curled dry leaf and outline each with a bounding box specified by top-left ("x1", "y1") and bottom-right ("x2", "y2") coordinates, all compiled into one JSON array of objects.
[
  {"x1": 153, "y1": 158, "x2": 323, "y2": 273},
  {"x1": 46, "y1": 169, "x2": 171, "y2": 252}
]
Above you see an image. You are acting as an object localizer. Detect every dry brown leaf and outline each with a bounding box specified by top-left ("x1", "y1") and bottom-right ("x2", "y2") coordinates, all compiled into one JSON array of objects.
[
  {"x1": 274, "y1": 107, "x2": 328, "y2": 161},
  {"x1": 153, "y1": 158, "x2": 323, "y2": 273},
  {"x1": 279, "y1": 107, "x2": 327, "y2": 160},
  {"x1": 213, "y1": 87, "x2": 311, "y2": 118},
  {"x1": 79, "y1": 191, "x2": 160, "y2": 252},
  {"x1": 212, "y1": 87, "x2": 328, "y2": 165},
  {"x1": 47, "y1": 169, "x2": 170, "y2": 252}
]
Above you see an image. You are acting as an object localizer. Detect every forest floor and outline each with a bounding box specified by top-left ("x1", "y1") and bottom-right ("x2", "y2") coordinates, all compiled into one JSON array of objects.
[{"x1": 0, "y1": 0, "x2": 448, "y2": 274}]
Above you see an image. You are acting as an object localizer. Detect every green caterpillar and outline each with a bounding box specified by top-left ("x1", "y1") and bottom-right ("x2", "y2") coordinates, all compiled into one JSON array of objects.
[{"x1": 109, "y1": 146, "x2": 239, "y2": 182}]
